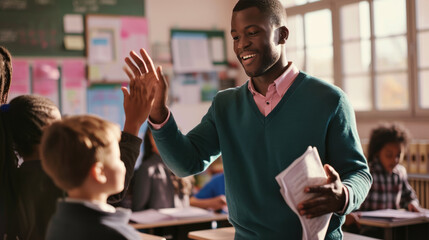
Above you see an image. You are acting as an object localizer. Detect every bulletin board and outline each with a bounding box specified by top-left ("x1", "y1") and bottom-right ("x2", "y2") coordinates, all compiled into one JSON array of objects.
[
  {"x1": 0, "y1": 0, "x2": 145, "y2": 57},
  {"x1": 86, "y1": 14, "x2": 149, "y2": 83},
  {"x1": 170, "y1": 29, "x2": 227, "y2": 74}
]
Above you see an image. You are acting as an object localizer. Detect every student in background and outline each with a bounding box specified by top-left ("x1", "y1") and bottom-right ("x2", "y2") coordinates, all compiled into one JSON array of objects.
[
  {"x1": 344, "y1": 123, "x2": 420, "y2": 237},
  {"x1": 190, "y1": 172, "x2": 227, "y2": 212},
  {"x1": 0, "y1": 46, "x2": 12, "y2": 104},
  {"x1": 0, "y1": 45, "x2": 13, "y2": 235},
  {"x1": 131, "y1": 129, "x2": 194, "y2": 211},
  {"x1": 0, "y1": 69, "x2": 155, "y2": 239},
  {"x1": 125, "y1": 0, "x2": 371, "y2": 238},
  {"x1": 40, "y1": 115, "x2": 142, "y2": 240}
]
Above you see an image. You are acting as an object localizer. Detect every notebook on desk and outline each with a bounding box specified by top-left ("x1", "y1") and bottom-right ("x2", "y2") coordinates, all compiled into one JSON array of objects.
[{"x1": 130, "y1": 207, "x2": 214, "y2": 223}]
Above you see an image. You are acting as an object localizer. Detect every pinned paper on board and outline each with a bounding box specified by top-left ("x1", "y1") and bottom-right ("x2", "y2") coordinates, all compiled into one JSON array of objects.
[
  {"x1": 32, "y1": 60, "x2": 60, "y2": 106},
  {"x1": 9, "y1": 60, "x2": 30, "y2": 101},
  {"x1": 62, "y1": 59, "x2": 87, "y2": 115}
]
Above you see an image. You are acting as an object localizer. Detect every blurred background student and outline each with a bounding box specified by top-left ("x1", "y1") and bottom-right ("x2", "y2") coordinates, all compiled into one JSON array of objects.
[
  {"x1": 190, "y1": 172, "x2": 227, "y2": 213},
  {"x1": 344, "y1": 123, "x2": 421, "y2": 238},
  {"x1": 131, "y1": 129, "x2": 194, "y2": 211}
]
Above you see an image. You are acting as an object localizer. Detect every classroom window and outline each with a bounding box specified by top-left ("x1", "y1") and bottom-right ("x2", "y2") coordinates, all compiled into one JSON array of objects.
[
  {"x1": 286, "y1": 9, "x2": 333, "y2": 84},
  {"x1": 416, "y1": 0, "x2": 429, "y2": 109},
  {"x1": 286, "y1": 0, "x2": 429, "y2": 117}
]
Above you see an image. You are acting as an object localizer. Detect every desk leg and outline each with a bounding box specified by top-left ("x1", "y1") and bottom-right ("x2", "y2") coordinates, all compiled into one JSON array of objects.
[{"x1": 384, "y1": 228, "x2": 393, "y2": 240}]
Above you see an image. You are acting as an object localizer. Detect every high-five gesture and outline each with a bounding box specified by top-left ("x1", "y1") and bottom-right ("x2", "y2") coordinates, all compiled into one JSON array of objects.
[
  {"x1": 124, "y1": 48, "x2": 169, "y2": 125},
  {"x1": 122, "y1": 49, "x2": 159, "y2": 136}
]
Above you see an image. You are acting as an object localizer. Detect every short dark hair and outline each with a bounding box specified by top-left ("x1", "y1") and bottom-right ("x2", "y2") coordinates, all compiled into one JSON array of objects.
[
  {"x1": 0, "y1": 46, "x2": 12, "y2": 104},
  {"x1": 367, "y1": 123, "x2": 411, "y2": 162},
  {"x1": 233, "y1": 0, "x2": 286, "y2": 26}
]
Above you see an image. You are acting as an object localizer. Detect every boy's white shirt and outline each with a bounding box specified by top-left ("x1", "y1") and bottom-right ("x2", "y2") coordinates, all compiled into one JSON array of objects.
[{"x1": 64, "y1": 197, "x2": 116, "y2": 213}]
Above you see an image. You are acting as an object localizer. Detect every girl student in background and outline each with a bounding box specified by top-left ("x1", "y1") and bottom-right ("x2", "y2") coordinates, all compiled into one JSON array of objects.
[{"x1": 132, "y1": 128, "x2": 194, "y2": 211}]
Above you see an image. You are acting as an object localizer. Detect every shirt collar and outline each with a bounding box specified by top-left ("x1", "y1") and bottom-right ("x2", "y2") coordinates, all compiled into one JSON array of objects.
[
  {"x1": 247, "y1": 62, "x2": 299, "y2": 97},
  {"x1": 64, "y1": 197, "x2": 116, "y2": 213}
]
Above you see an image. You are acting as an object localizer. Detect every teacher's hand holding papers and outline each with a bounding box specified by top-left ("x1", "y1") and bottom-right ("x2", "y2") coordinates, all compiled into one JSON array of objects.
[{"x1": 297, "y1": 164, "x2": 347, "y2": 219}]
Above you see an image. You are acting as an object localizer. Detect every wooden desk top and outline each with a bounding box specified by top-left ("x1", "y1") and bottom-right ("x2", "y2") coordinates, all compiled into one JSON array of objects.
[
  {"x1": 187, "y1": 227, "x2": 380, "y2": 240},
  {"x1": 188, "y1": 227, "x2": 234, "y2": 240},
  {"x1": 140, "y1": 232, "x2": 166, "y2": 240},
  {"x1": 357, "y1": 216, "x2": 428, "y2": 228},
  {"x1": 131, "y1": 213, "x2": 229, "y2": 229}
]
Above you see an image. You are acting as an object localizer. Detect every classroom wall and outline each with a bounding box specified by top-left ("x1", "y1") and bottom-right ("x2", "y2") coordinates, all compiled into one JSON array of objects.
[{"x1": 145, "y1": 0, "x2": 429, "y2": 139}]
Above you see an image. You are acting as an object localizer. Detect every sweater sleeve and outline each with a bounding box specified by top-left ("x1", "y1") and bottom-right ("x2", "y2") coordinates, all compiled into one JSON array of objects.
[
  {"x1": 325, "y1": 94, "x2": 372, "y2": 215},
  {"x1": 108, "y1": 131, "x2": 142, "y2": 203},
  {"x1": 149, "y1": 103, "x2": 221, "y2": 178}
]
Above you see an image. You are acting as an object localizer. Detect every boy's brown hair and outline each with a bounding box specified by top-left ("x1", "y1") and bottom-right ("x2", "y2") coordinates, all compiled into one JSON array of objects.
[{"x1": 40, "y1": 115, "x2": 121, "y2": 191}]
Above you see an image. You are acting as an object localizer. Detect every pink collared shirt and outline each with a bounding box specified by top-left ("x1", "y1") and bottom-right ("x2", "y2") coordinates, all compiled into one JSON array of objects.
[{"x1": 247, "y1": 62, "x2": 299, "y2": 116}]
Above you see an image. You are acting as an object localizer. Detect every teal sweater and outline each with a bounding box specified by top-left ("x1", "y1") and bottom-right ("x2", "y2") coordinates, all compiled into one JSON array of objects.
[{"x1": 151, "y1": 72, "x2": 372, "y2": 239}]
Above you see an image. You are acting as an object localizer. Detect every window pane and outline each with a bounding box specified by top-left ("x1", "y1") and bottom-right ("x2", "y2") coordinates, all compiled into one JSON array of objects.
[
  {"x1": 340, "y1": 1, "x2": 370, "y2": 41},
  {"x1": 375, "y1": 72, "x2": 409, "y2": 110},
  {"x1": 306, "y1": 46, "x2": 333, "y2": 78},
  {"x1": 416, "y1": 0, "x2": 429, "y2": 30},
  {"x1": 418, "y1": 32, "x2": 429, "y2": 68},
  {"x1": 374, "y1": 0, "x2": 406, "y2": 37},
  {"x1": 305, "y1": 9, "x2": 332, "y2": 47},
  {"x1": 344, "y1": 75, "x2": 372, "y2": 111},
  {"x1": 286, "y1": 15, "x2": 304, "y2": 49},
  {"x1": 287, "y1": 49, "x2": 305, "y2": 70},
  {"x1": 342, "y1": 40, "x2": 371, "y2": 75},
  {"x1": 419, "y1": 71, "x2": 429, "y2": 108},
  {"x1": 375, "y1": 36, "x2": 407, "y2": 72},
  {"x1": 282, "y1": 0, "x2": 307, "y2": 8}
]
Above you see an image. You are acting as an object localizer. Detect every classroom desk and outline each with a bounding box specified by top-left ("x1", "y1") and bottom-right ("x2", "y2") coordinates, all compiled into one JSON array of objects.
[
  {"x1": 187, "y1": 227, "x2": 381, "y2": 240},
  {"x1": 131, "y1": 213, "x2": 230, "y2": 240},
  {"x1": 357, "y1": 217, "x2": 429, "y2": 240},
  {"x1": 139, "y1": 232, "x2": 167, "y2": 240}
]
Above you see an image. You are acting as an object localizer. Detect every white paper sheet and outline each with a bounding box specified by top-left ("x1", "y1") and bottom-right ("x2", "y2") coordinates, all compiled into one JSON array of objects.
[{"x1": 275, "y1": 146, "x2": 332, "y2": 240}]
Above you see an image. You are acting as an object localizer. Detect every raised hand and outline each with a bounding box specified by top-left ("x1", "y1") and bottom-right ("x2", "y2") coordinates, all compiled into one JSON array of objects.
[
  {"x1": 122, "y1": 49, "x2": 158, "y2": 136},
  {"x1": 297, "y1": 164, "x2": 346, "y2": 218},
  {"x1": 124, "y1": 48, "x2": 169, "y2": 124}
]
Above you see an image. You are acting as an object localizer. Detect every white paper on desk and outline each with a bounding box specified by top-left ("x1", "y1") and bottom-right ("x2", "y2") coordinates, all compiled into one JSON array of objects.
[
  {"x1": 275, "y1": 146, "x2": 332, "y2": 240},
  {"x1": 359, "y1": 209, "x2": 425, "y2": 220},
  {"x1": 130, "y1": 209, "x2": 173, "y2": 223},
  {"x1": 158, "y1": 206, "x2": 214, "y2": 219}
]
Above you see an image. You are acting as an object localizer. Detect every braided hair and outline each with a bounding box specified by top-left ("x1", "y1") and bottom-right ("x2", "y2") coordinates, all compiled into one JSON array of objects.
[
  {"x1": 0, "y1": 46, "x2": 12, "y2": 104},
  {"x1": 0, "y1": 95, "x2": 60, "y2": 237}
]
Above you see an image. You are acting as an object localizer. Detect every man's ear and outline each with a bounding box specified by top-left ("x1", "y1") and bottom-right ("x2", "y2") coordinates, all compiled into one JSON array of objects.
[
  {"x1": 278, "y1": 26, "x2": 289, "y2": 44},
  {"x1": 90, "y1": 162, "x2": 107, "y2": 184}
]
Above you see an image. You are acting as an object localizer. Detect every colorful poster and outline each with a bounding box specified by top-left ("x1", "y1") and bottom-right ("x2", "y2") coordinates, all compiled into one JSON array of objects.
[
  {"x1": 8, "y1": 60, "x2": 30, "y2": 101},
  {"x1": 32, "y1": 60, "x2": 59, "y2": 106},
  {"x1": 61, "y1": 59, "x2": 87, "y2": 115},
  {"x1": 87, "y1": 84, "x2": 125, "y2": 129}
]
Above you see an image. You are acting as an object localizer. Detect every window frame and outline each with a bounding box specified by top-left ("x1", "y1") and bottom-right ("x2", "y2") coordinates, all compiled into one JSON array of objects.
[{"x1": 284, "y1": 0, "x2": 429, "y2": 120}]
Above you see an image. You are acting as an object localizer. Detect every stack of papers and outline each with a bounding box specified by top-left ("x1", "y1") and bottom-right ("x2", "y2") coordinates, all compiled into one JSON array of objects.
[
  {"x1": 275, "y1": 146, "x2": 332, "y2": 240},
  {"x1": 358, "y1": 209, "x2": 428, "y2": 221},
  {"x1": 130, "y1": 207, "x2": 214, "y2": 223}
]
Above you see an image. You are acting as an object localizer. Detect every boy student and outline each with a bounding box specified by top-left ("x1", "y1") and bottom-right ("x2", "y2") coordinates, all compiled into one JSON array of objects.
[
  {"x1": 40, "y1": 116, "x2": 141, "y2": 240},
  {"x1": 39, "y1": 66, "x2": 156, "y2": 240},
  {"x1": 125, "y1": 0, "x2": 372, "y2": 238}
]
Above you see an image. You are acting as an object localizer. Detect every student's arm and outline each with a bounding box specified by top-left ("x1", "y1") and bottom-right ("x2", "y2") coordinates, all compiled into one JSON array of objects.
[
  {"x1": 298, "y1": 93, "x2": 372, "y2": 218},
  {"x1": 125, "y1": 49, "x2": 221, "y2": 177},
  {"x1": 131, "y1": 163, "x2": 151, "y2": 211},
  {"x1": 108, "y1": 61, "x2": 157, "y2": 203},
  {"x1": 400, "y1": 169, "x2": 420, "y2": 212},
  {"x1": 190, "y1": 195, "x2": 227, "y2": 211}
]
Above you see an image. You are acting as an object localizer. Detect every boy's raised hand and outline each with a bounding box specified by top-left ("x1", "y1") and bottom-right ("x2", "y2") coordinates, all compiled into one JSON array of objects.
[
  {"x1": 124, "y1": 48, "x2": 169, "y2": 125},
  {"x1": 122, "y1": 49, "x2": 158, "y2": 136}
]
